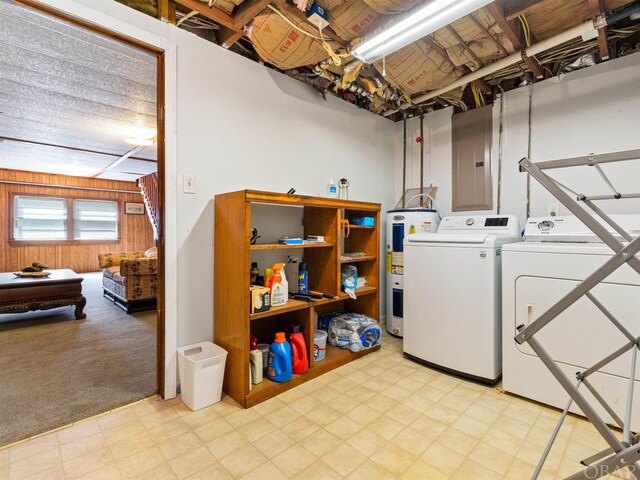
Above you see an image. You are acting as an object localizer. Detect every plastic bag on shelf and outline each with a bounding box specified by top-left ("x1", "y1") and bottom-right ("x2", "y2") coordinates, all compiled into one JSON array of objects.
[
  {"x1": 328, "y1": 313, "x2": 381, "y2": 352},
  {"x1": 341, "y1": 264, "x2": 358, "y2": 299}
]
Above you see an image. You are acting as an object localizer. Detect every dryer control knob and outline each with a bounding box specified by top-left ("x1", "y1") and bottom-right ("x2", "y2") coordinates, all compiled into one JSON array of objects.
[
  {"x1": 538, "y1": 220, "x2": 554, "y2": 230},
  {"x1": 466, "y1": 218, "x2": 475, "y2": 226}
]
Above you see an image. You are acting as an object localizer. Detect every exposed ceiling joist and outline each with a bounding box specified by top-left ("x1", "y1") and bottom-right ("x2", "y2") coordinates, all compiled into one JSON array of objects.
[
  {"x1": 486, "y1": 2, "x2": 543, "y2": 78},
  {"x1": 234, "y1": 0, "x2": 270, "y2": 28},
  {"x1": 423, "y1": 36, "x2": 461, "y2": 72},
  {"x1": 158, "y1": 0, "x2": 176, "y2": 23},
  {"x1": 468, "y1": 12, "x2": 509, "y2": 57},
  {"x1": 217, "y1": 26, "x2": 244, "y2": 48},
  {"x1": 486, "y1": 3, "x2": 522, "y2": 51},
  {"x1": 473, "y1": 78, "x2": 492, "y2": 94},
  {"x1": 174, "y1": 0, "x2": 244, "y2": 35},
  {"x1": 214, "y1": 0, "x2": 270, "y2": 48},
  {"x1": 447, "y1": 25, "x2": 483, "y2": 67},
  {"x1": 589, "y1": 0, "x2": 610, "y2": 60},
  {"x1": 504, "y1": 0, "x2": 547, "y2": 21},
  {"x1": 422, "y1": 36, "x2": 491, "y2": 97}
]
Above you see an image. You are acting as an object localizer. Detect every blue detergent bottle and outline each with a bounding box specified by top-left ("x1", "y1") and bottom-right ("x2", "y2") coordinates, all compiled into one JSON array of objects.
[{"x1": 267, "y1": 332, "x2": 293, "y2": 382}]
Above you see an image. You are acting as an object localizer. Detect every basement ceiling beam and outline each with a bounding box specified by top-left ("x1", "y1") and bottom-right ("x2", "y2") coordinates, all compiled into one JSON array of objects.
[
  {"x1": 445, "y1": 26, "x2": 493, "y2": 94},
  {"x1": 217, "y1": 0, "x2": 270, "y2": 48},
  {"x1": 504, "y1": 0, "x2": 546, "y2": 21},
  {"x1": 486, "y1": 2, "x2": 520, "y2": 51},
  {"x1": 423, "y1": 36, "x2": 491, "y2": 96},
  {"x1": 217, "y1": 27, "x2": 244, "y2": 48},
  {"x1": 468, "y1": 12, "x2": 509, "y2": 56},
  {"x1": 158, "y1": 0, "x2": 176, "y2": 23},
  {"x1": 447, "y1": 25, "x2": 483, "y2": 67},
  {"x1": 473, "y1": 78, "x2": 492, "y2": 94},
  {"x1": 423, "y1": 36, "x2": 460, "y2": 71},
  {"x1": 234, "y1": 0, "x2": 270, "y2": 28},
  {"x1": 174, "y1": 0, "x2": 244, "y2": 34},
  {"x1": 589, "y1": 0, "x2": 610, "y2": 60},
  {"x1": 486, "y1": 2, "x2": 543, "y2": 78}
]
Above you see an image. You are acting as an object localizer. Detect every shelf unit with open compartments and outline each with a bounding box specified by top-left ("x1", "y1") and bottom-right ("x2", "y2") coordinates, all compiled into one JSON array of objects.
[{"x1": 214, "y1": 190, "x2": 381, "y2": 407}]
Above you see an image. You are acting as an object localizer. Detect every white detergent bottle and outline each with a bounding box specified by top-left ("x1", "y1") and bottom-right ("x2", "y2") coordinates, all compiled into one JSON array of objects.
[{"x1": 271, "y1": 263, "x2": 288, "y2": 306}]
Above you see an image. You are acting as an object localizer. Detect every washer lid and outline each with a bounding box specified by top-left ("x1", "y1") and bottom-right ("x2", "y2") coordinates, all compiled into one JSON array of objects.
[{"x1": 407, "y1": 233, "x2": 489, "y2": 244}]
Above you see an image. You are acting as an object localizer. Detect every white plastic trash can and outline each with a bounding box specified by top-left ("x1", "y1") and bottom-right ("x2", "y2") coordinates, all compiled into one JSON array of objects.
[{"x1": 177, "y1": 341, "x2": 227, "y2": 411}]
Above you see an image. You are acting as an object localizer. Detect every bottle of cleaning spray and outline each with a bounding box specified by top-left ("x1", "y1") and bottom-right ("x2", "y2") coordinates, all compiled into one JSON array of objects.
[
  {"x1": 298, "y1": 262, "x2": 308, "y2": 294},
  {"x1": 326, "y1": 179, "x2": 337, "y2": 198},
  {"x1": 270, "y1": 263, "x2": 288, "y2": 306}
]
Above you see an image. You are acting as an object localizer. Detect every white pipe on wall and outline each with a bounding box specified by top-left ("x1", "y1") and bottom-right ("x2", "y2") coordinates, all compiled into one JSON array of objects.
[{"x1": 384, "y1": 18, "x2": 599, "y2": 117}]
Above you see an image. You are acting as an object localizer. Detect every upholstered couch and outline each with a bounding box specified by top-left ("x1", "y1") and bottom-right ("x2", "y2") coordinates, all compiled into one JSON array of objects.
[{"x1": 98, "y1": 248, "x2": 158, "y2": 313}]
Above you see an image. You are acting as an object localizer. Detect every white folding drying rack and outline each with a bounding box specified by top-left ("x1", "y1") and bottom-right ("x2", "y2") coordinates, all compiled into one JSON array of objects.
[{"x1": 517, "y1": 149, "x2": 640, "y2": 480}]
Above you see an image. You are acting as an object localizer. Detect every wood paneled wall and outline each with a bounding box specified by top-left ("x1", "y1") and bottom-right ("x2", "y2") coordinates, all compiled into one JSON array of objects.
[{"x1": 0, "y1": 169, "x2": 155, "y2": 273}]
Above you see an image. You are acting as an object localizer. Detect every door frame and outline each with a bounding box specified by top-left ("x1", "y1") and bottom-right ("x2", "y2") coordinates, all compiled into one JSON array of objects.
[{"x1": 14, "y1": 0, "x2": 179, "y2": 398}]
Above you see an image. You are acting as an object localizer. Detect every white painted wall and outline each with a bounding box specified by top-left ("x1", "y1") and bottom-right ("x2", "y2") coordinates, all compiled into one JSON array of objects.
[
  {"x1": 395, "y1": 52, "x2": 640, "y2": 227},
  {"x1": 36, "y1": 0, "x2": 395, "y2": 396}
]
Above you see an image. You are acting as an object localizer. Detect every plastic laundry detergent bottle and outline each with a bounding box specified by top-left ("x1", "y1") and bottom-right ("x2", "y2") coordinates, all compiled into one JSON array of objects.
[
  {"x1": 267, "y1": 332, "x2": 293, "y2": 382},
  {"x1": 270, "y1": 263, "x2": 288, "y2": 306},
  {"x1": 289, "y1": 324, "x2": 309, "y2": 374}
]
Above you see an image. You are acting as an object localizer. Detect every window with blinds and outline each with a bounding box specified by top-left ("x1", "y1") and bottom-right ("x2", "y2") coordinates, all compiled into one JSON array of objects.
[
  {"x1": 13, "y1": 196, "x2": 67, "y2": 240},
  {"x1": 73, "y1": 200, "x2": 118, "y2": 240},
  {"x1": 11, "y1": 195, "x2": 119, "y2": 242}
]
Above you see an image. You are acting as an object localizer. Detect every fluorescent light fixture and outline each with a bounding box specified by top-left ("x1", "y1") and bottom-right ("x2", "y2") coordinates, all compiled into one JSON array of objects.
[{"x1": 351, "y1": 0, "x2": 493, "y2": 64}]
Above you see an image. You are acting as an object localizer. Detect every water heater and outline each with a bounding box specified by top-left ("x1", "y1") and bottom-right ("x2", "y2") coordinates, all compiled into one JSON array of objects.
[{"x1": 385, "y1": 209, "x2": 440, "y2": 337}]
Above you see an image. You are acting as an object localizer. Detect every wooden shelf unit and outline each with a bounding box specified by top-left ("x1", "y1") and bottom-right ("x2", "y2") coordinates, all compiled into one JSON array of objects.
[
  {"x1": 214, "y1": 190, "x2": 381, "y2": 408},
  {"x1": 249, "y1": 242, "x2": 335, "y2": 251},
  {"x1": 341, "y1": 255, "x2": 377, "y2": 263}
]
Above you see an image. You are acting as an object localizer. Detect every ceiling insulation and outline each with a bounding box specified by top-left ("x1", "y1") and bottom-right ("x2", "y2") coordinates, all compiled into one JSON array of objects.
[
  {"x1": 374, "y1": 38, "x2": 461, "y2": 96},
  {"x1": 250, "y1": 6, "x2": 336, "y2": 70},
  {"x1": 430, "y1": 8, "x2": 511, "y2": 69},
  {"x1": 326, "y1": 0, "x2": 382, "y2": 42},
  {"x1": 162, "y1": 0, "x2": 639, "y2": 117},
  {"x1": 0, "y1": 1, "x2": 158, "y2": 181},
  {"x1": 518, "y1": 0, "x2": 630, "y2": 40}
]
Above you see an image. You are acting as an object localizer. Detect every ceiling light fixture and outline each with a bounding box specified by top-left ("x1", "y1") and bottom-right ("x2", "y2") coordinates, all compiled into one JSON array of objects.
[
  {"x1": 124, "y1": 137, "x2": 154, "y2": 146},
  {"x1": 123, "y1": 120, "x2": 157, "y2": 147},
  {"x1": 351, "y1": 0, "x2": 493, "y2": 64}
]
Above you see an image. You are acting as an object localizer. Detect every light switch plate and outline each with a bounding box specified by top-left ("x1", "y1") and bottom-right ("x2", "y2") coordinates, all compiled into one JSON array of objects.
[{"x1": 183, "y1": 175, "x2": 196, "y2": 194}]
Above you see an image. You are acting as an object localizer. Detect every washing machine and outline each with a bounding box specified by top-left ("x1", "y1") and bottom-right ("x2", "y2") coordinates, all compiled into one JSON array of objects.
[
  {"x1": 385, "y1": 209, "x2": 440, "y2": 337},
  {"x1": 404, "y1": 215, "x2": 521, "y2": 383},
  {"x1": 502, "y1": 214, "x2": 640, "y2": 428}
]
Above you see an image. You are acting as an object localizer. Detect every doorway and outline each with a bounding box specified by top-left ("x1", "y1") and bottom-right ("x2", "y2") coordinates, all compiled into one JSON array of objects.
[{"x1": 0, "y1": 0, "x2": 166, "y2": 446}]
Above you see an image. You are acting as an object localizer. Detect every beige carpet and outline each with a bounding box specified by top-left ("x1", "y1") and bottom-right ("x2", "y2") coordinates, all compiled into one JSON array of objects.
[{"x1": 0, "y1": 272, "x2": 156, "y2": 447}]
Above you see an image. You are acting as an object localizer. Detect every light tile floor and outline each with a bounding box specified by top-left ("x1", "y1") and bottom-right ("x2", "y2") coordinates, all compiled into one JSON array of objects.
[{"x1": 0, "y1": 334, "x2": 631, "y2": 480}]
